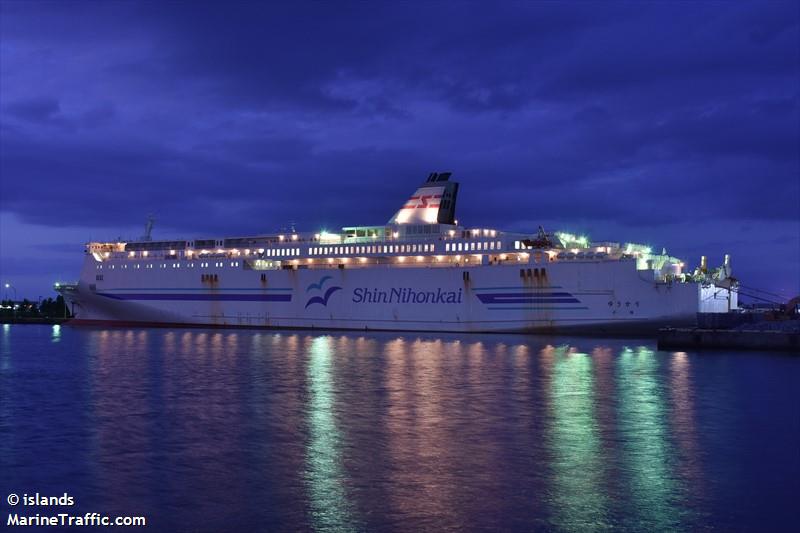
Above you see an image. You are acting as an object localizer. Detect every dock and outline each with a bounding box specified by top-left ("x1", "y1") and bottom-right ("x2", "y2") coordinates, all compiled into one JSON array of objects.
[{"x1": 658, "y1": 327, "x2": 799, "y2": 352}]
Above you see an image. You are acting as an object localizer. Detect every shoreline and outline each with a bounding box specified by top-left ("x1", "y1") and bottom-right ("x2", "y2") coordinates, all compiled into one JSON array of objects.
[{"x1": 1, "y1": 317, "x2": 71, "y2": 325}]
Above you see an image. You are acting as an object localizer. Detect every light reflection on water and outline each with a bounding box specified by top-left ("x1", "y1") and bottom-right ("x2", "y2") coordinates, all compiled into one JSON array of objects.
[
  {"x1": 547, "y1": 346, "x2": 609, "y2": 531},
  {"x1": 617, "y1": 347, "x2": 680, "y2": 531},
  {"x1": 1, "y1": 325, "x2": 798, "y2": 532},
  {"x1": 306, "y1": 336, "x2": 358, "y2": 532}
]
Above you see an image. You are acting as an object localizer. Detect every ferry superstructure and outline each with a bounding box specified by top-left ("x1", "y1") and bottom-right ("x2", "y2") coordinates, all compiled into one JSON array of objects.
[{"x1": 57, "y1": 173, "x2": 737, "y2": 333}]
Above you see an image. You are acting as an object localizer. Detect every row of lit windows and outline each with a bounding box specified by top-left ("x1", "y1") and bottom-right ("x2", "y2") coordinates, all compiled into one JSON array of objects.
[
  {"x1": 98, "y1": 262, "x2": 241, "y2": 270},
  {"x1": 99, "y1": 241, "x2": 510, "y2": 267},
  {"x1": 96, "y1": 264, "x2": 150, "y2": 269},
  {"x1": 310, "y1": 244, "x2": 437, "y2": 256},
  {"x1": 445, "y1": 241, "x2": 502, "y2": 253},
  {"x1": 263, "y1": 248, "x2": 300, "y2": 257}
]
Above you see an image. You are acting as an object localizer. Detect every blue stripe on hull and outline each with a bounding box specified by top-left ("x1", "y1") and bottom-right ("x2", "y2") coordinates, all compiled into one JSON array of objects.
[
  {"x1": 471, "y1": 286, "x2": 562, "y2": 291},
  {"x1": 98, "y1": 293, "x2": 292, "y2": 302},
  {"x1": 477, "y1": 296, "x2": 581, "y2": 304},
  {"x1": 104, "y1": 287, "x2": 293, "y2": 292},
  {"x1": 486, "y1": 306, "x2": 589, "y2": 311}
]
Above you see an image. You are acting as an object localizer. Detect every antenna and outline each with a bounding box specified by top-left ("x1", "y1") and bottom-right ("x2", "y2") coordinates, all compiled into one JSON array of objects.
[{"x1": 141, "y1": 214, "x2": 155, "y2": 241}]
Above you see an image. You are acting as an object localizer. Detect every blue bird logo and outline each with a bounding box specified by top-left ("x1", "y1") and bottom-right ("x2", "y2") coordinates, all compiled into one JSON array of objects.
[
  {"x1": 305, "y1": 276, "x2": 342, "y2": 308},
  {"x1": 306, "y1": 275, "x2": 333, "y2": 293}
]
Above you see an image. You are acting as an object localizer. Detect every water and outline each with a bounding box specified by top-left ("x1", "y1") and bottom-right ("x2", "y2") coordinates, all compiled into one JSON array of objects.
[{"x1": 1, "y1": 324, "x2": 798, "y2": 532}]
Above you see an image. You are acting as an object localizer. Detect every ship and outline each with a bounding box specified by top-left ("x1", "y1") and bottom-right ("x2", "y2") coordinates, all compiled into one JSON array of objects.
[{"x1": 57, "y1": 172, "x2": 737, "y2": 333}]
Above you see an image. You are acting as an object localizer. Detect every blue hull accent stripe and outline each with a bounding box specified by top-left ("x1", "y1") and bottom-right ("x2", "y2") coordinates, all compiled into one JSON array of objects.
[
  {"x1": 99, "y1": 293, "x2": 291, "y2": 302},
  {"x1": 487, "y1": 306, "x2": 589, "y2": 311},
  {"x1": 476, "y1": 293, "x2": 580, "y2": 304},
  {"x1": 105, "y1": 287, "x2": 293, "y2": 292},
  {"x1": 472, "y1": 286, "x2": 562, "y2": 291}
]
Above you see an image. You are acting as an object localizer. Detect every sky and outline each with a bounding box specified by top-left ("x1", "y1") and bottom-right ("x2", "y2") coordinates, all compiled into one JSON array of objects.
[{"x1": 0, "y1": 0, "x2": 798, "y2": 301}]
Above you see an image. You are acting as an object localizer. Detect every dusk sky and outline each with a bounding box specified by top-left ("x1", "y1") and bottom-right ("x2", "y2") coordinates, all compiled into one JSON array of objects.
[{"x1": 1, "y1": 1, "x2": 798, "y2": 300}]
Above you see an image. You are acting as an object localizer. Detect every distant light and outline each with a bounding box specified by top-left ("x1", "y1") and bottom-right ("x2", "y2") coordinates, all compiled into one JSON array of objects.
[
  {"x1": 291, "y1": 234, "x2": 298, "y2": 241},
  {"x1": 3, "y1": 283, "x2": 8, "y2": 288},
  {"x1": 359, "y1": 257, "x2": 367, "y2": 263},
  {"x1": 397, "y1": 256, "x2": 405, "y2": 262},
  {"x1": 279, "y1": 235, "x2": 285, "y2": 241},
  {"x1": 448, "y1": 230, "x2": 455, "y2": 237},
  {"x1": 54, "y1": 282, "x2": 60, "y2": 288},
  {"x1": 143, "y1": 251, "x2": 149, "y2": 257},
  {"x1": 392, "y1": 231, "x2": 399, "y2": 238},
  {"x1": 257, "y1": 248, "x2": 264, "y2": 254},
  {"x1": 217, "y1": 249, "x2": 224, "y2": 254},
  {"x1": 244, "y1": 249, "x2": 250, "y2": 255},
  {"x1": 416, "y1": 256, "x2": 424, "y2": 262}
]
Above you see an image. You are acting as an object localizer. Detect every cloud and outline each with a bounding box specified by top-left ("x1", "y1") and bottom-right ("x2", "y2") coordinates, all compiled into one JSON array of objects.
[
  {"x1": 4, "y1": 98, "x2": 61, "y2": 123},
  {"x1": 0, "y1": 0, "x2": 798, "y2": 296}
]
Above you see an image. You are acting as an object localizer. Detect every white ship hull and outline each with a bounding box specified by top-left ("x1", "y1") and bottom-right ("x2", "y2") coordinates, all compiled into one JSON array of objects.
[
  {"x1": 62, "y1": 258, "x2": 702, "y2": 334},
  {"x1": 58, "y1": 173, "x2": 737, "y2": 334}
]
